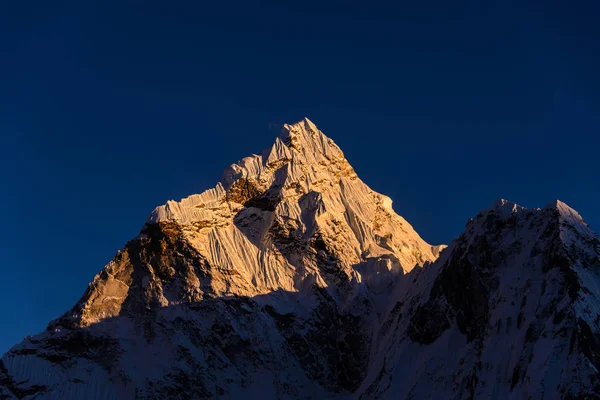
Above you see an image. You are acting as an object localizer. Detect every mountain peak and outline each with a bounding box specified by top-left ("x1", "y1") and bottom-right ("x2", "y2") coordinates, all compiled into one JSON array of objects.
[
  {"x1": 4, "y1": 115, "x2": 600, "y2": 399},
  {"x1": 148, "y1": 118, "x2": 354, "y2": 225},
  {"x1": 286, "y1": 116, "x2": 317, "y2": 130},
  {"x1": 543, "y1": 199, "x2": 580, "y2": 217},
  {"x1": 490, "y1": 197, "x2": 517, "y2": 209},
  {"x1": 543, "y1": 199, "x2": 586, "y2": 225},
  {"x1": 279, "y1": 117, "x2": 341, "y2": 157},
  {"x1": 72, "y1": 118, "x2": 441, "y2": 328},
  {"x1": 486, "y1": 198, "x2": 526, "y2": 217},
  {"x1": 541, "y1": 199, "x2": 595, "y2": 245}
]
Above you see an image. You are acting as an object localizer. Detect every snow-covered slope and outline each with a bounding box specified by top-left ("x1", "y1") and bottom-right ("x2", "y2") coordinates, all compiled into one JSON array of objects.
[
  {"x1": 1, "y1": 118, "x2": 442, "y2": 399},
  {"x1": 2, "y1": 119, "x2": 600, "y2": 399},
  {"x1": 54, "y1": 118, "x2": 439, "y2": 330},
  {"x1": 359, "y1": 198, "x2": 600, "y2": 399}
]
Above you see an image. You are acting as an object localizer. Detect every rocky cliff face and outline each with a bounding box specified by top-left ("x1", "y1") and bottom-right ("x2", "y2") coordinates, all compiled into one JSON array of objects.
[{"x1": 2, "y1": 119, "x2": 600, "y2": 400}]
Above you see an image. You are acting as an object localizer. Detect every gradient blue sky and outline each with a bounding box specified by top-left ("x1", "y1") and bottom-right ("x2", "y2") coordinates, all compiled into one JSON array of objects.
[{"x1": 1, "y1": 1, "x2": 599, "y2": 354}]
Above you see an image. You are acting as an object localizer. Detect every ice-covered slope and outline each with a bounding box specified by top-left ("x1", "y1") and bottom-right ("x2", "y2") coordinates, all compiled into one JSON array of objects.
[{"x1": 1, "y1": 118, "x2": 443, "y2": 399}]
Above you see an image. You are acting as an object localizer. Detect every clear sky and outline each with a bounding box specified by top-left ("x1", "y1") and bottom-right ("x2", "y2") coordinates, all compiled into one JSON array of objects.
[{"x1": 1, "y1": 1, "x2": 599, "y2": 354}]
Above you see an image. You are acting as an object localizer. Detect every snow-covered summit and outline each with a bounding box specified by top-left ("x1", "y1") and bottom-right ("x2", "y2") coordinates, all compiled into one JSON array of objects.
[
  {"x1": 485, "y1": 198, "x2": 527, "y2": 217},
  {"x1": 0, "y1": 118, "x2": 450, "y2": 399},
  {"x1": 149, "y1": 117, "x2": 354, "y2": 225},
  {"x1": 2, "y1": 120, "x2": 600, "y2": 400},
  {"x1": 544, "y1": 199, "x2": 588, "y2": 227},
  {"x1": 58, "y1": 119, "x2": 442, "y2": 329}
]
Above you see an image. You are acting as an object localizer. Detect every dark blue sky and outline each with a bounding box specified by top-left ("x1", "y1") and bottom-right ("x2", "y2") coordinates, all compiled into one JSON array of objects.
[{"x1": 1, "y1": 1, "x2": 599, "y2": 354}]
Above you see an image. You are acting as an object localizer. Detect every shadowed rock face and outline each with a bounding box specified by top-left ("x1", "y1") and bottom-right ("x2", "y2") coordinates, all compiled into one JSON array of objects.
[
  {"x1": 51, "y1": 222, "x2": 216, "y2": 330},
  {"x1": 2, "y1": 121, "x2": 600, "y2": 399},
  {"x1": 362, "y1": 199, "x2": 600, "y2": 400}
]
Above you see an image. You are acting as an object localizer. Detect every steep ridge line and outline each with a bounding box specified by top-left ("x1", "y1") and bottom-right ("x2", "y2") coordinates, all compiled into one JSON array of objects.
[{"x1": 2, "y1": 119, "x2": 600, "y2": 399}]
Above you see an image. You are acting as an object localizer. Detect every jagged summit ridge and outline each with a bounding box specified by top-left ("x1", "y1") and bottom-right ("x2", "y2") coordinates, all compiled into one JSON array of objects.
[
  {"x1": 148, "y1": 117, "x2": 356, "y2": 225},
  {"x1": 488, "y1": 198, "x2": 525, "y2": 214},
  {"x1": 3, "y1": 118, "x2": 600, "y2": 399},
  {"x1": 481, "y1": 198, "x2": 589, "y2": 230},
  {"x1": 59, "y1": 118, "x2": 442, "y2": 329},
  {"x1": 0, "y1": 118, "x2": 449, "y2": 399}
]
